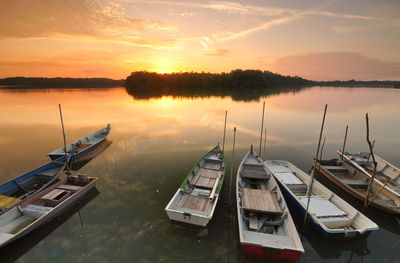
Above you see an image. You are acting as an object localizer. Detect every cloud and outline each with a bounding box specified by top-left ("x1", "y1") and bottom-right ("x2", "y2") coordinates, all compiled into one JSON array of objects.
[
  {"x1": 271, "y1": 52, "x2": 400, "y2": 80},
  {"x1": 0, "y1": 0, "x2": 177, "y2": 48},
  {"x1": 203, "y1": 48, "x2": 232, "y2": 57}
]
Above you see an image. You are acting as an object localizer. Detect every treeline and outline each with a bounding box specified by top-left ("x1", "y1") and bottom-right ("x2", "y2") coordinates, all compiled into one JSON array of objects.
[
  {"x1": 125, "y1": 70, "x2": 311, "y2": 101},
  {"x1": 316, "y1": 79, "x2": 399, "y2": 88},
  {"x1": 0, "y1": 77, "x2": 124, "y2": 88}
]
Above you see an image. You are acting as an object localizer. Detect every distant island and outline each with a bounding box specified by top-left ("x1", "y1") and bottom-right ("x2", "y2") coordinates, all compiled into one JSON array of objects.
[
  {"x1": 125, "y1": 70, "x2": 311, "y2": 101},
  {"x1": 0, "y1": 77, "x2": 124, "y2": 88},
  {"x1": 125, "y1": 70, "x2": 400, "y2": 101}
]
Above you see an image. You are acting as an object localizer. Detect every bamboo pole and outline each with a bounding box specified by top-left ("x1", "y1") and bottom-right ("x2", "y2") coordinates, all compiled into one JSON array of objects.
[
  {"x1": 258, "y1": 101, "x2": 265, "y2": 157},
  {"x1": 340, "y1": 125, "x2": 348, "y2": 160},
  {"x1": 363, "y1": 113, "x2": 378, "y2": 212},
  {"x1": 59, "y1": 104, "x2": 70, "y2": 174},
  {"x1": 222, "y1": 110, "x2": 227, "y2": 153},
  {"x1": 303, "y1": 104, "x2": 328, "y2": 230},
  {"x1": 319, "y1": 137, "x2": 326, "y2": 162},
  {"x1": 263, "y1": 128, "x2": 267, "y2": 160},
  {"x1": 228, "y1": 127, "x2": 237, "y2": 203}
]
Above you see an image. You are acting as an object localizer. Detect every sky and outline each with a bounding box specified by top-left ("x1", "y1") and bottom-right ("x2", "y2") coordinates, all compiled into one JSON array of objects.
[{"x1": 0, "y1": 0, "x2": 399, "y2": 80}]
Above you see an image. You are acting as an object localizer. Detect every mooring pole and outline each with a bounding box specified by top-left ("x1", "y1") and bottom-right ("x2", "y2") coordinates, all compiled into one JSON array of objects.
[
  {"x1": 228, "y1": 127, "x2": 237, "y2": 203},
  {"x1": 341, "y1": 125, "x2": 349, "y2": 160},
  {"x1": 222, "y1": 110, "x2": 227, "y2": 153},
  {"x1": 303, "y1": 104, "x2": 328, "y2": 231},
  {"x1": 259, "y1": 101, "x2": 265, "y2": 157},
  {"x1": 59, "y1": 104, "x2": 71, "y2": 174},
  {"x1": 263, "y1": 128, "x2": 267, "y2": 160}
]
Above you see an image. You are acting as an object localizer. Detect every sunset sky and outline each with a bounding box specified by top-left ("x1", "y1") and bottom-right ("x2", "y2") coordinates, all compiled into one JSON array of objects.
[{"x1": 0, "y1": 0, "x2": 399, "y2": 80}]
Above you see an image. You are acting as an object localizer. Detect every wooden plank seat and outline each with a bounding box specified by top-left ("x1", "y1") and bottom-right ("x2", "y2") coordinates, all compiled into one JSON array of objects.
[
  {"x1": 341, "y1": 179, "x2": 369, "y2": 188},
  {"x1": 242, "y1": 188, "x2": 282, "y2": 215},
  {"x1": 203, "y1": 161, "x2": 221, "y2": 171},
  {"x1": 240, "y1": 167, "x2": 269, "y2": 180},
  {"x1": 190, "y1": 168, "x2": 222, "y2": 189},
  {"x1": 179, "y1": 195, "x2": 213, "y2": 213},
  {"x1": 56, "y1": 184, "x2": 83, "y2": 191}
]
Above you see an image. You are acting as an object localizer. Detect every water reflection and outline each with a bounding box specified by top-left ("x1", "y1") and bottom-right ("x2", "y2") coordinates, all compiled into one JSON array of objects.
[{"x1": 0, "y1": 86, "x2": 399, "y2": 262}]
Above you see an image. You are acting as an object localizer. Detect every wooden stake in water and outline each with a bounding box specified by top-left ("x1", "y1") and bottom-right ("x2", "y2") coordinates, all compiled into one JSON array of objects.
[
  {"x1": 363, "y1": 113, "x2": 378, "y2": 212},
  {"x1": 319, "y1": 137, "x2": 326, "y2": 161},
  {"x1": 259, "y1": 101, "x2": 265, "y2": 157},
  {"x1": 59, "y1": 104, "x2": 68, "y2": 159},
  {"x1": 222, "y1": 110, "x2": 227, "y2": 153},
  {"x1": 263, "y1": 128, "x2": 267, "y2": 160},
  {"x1": 303, "y1": 104, "x2": 328, "y2": 231},
  {"x1": 340, "y1": 125, "x2": 348, "y2": 160},
  {"x1": 59, "y1": 104, "x2": 70, "y2": 173},
  {"x1": 228, "y1": 127, "x2": 237, "y2": 203}
]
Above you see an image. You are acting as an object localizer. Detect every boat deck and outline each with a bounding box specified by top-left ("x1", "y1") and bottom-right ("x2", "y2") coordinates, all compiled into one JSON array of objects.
[
  {"x1": 242, "y1": 188, "x2": 281, "y2": 214},
  {"x1": 179, "y1": 195, "x2": 213, "y2": 214},
  {"x1": 0, "y1": 195, "x2": 20, "y2": 210}
]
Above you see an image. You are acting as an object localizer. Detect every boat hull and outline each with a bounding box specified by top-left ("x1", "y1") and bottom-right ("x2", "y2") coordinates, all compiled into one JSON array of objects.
[
  {"x1": 242, "y1": 244, "x2": 302, "y2": 262},
  {"x1": 48, "y1": 124, "x2": 111, "y2": 161},
  {"x1": 276, "y1": 179, "x2": 372, "y2": 240}
]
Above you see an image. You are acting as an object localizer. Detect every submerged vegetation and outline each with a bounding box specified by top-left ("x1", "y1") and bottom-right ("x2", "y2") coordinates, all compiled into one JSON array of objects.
[
  {"x1": 125, "y1": 70, "x2": 311, "y2": 101},
  {"x1": 0, "y1": 77, "x2": 124, "y2": 88}
]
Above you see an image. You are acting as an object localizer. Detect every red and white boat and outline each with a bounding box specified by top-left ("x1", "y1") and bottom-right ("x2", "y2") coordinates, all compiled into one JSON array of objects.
[{"x1": 236, "y1": 148, "x2": 304, "y2": 262}]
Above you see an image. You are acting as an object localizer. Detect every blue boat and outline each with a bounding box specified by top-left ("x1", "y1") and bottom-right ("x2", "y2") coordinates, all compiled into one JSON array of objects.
[
  {"x1": 264, "y1": 160, "x2": 378, "y2": 240},
  {"x1": 0, "y1": 155, "x2": 70, "y2": 215},
  {"x1": 47, "y1": 124, "x2": 111, "y2": 162}
]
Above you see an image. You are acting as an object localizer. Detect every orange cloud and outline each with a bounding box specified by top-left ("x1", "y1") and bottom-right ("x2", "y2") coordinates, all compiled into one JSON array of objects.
[{"x1": 272, "y1": 52, "x2": 400, "y2": 81}]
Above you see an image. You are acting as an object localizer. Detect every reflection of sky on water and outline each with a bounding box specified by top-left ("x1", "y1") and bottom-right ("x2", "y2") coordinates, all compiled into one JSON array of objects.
[{"x1": 0, "y1": 86, "x2": 399, "y2": 262}]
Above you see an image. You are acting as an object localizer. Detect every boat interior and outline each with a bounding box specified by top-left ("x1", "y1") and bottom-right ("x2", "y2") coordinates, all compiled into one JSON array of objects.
[
  {"x1": 171, "y1": 151, "x2": 224, "y2": 215},
  {"x1": 318, "y1": 159, "x2": 400, "y2": 211},
  {"x1": 238, "y1": 159, "x2": 288, "y2": 235},
  {"x1": 267, "y1": 161, "x2": 361, "y2": 230},
  {"x1": 0, "y1": 175, "x2": 92, "y2": 240}
]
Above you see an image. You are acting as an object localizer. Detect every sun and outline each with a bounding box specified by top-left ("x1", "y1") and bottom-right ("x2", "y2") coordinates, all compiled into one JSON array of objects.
[{"x1": 151, "y1": 58, "x2": 178, "y2": 74}]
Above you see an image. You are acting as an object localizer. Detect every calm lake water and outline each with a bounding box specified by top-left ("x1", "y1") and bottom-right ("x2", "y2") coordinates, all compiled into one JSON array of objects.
[{"x1": 0, "y1": 86, "x2": 399, "y2": 263}]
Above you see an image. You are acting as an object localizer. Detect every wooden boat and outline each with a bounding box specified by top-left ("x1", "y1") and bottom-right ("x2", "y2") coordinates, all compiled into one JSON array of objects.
[
  {"x1": 0, "y1": 173, "x2": 97, "y2": 247},
  {"x1": 165, "y1": 144, "x2": 225, "y2": 227},
  {"x1": 264, "y1": 160, "x2": 378, "y2": 240},
  {"x1": 312, "y1": 159, "x2": 400, "y2": 214},
  {"x1": 338, "y1": 150, "x2": 400, "y2": 198},
  {"x1": 47, "y1": 124, "x2": 111, "y2": 161},
  {"x1": 0, "y1": 156, "x2": 69, "y2": 216},
  {"x1": 237, "y1": 150, "x2": 304, "y2": 262}
]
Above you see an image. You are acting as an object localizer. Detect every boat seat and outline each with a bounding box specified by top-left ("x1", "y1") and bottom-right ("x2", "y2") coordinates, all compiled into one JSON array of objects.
[
  {"x1": 190, "y1": 168, "x2": 221, "y2": 189},
  {"x1": 341, "y1": 179, "x2": 369, "y2": 188},
  {"x1": 242, "y1": 188, "x2": 282, "y2": 215},
  {"x1": 56, "y1": 184, "x2": 83, "y2": 191},
  {"x1": 203, "y1": 161, "x2": 222, "y2": 171},
  {"x1": 240, "y1": 166, "x2": 269, "y2": 180},
  {"x1": 21, "y1": 204, "x2": 52, "y2": 219}
]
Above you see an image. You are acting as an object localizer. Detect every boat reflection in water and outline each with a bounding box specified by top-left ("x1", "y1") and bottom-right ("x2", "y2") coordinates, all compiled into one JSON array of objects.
[
  {"x1": 0, "y1": 187, "x2": 99, "y2": 263},
  {"x1": 70, "y1": 140, "x2": 112, "y2": 171}
]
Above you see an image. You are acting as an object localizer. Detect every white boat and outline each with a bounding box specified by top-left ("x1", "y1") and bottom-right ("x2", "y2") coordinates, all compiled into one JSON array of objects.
[
  {"x1": 47, "y1": 124, "x2": 111, "y2": 161},
  {"x1": 237, "y1": 150, "x2": 304, "y2": 262},
  {"x1": 165, "y1": 144, "x2": 225, "y2": 227},
  {"x1": 264, "y1": 160, "x2": 379, "y2": 240},
  {"x1": 0, "y1": 174, "x2": 97, "y2": 247},
  {"x1": 339, "y1": 150, "x2": 400, "y2": 198}
]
